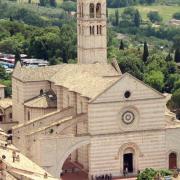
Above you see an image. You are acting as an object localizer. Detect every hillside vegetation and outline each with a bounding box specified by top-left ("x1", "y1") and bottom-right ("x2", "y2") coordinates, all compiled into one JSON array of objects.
[
  {"x1": 109, "y1": 5, "x2": 180, "y2": 22},
  {"x1": 0, "y1": 0, "x2": 179, "y2": 114}
]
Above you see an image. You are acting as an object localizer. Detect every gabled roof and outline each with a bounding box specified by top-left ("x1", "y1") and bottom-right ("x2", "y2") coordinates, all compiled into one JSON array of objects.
[
  {"x1": 13, "y1": 62, "x2": 121, "y2": 99},
  {"x1": 90, "y1": 73, "x2": 165, "y2": 103},
  {"x1": 12, "y1": 62, "x2": 63, "y2": 82}
]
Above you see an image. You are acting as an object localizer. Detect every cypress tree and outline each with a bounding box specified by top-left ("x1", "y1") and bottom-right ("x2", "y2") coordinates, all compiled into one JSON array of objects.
[
  {"x1": 15, "y1": 50, "x2": 21, "y2": 66},
  {"x1": 115, "y1": 9, "x2": 119, "y2": 26},
  {"x1": 119, "y1": 40, "x2": 124, "y2": 50},
  {"x1": 134, "y1": 10, "x2": 141, "y2": 27},
  {"x1": 175, "y1": 48, "x2": 180, "y2": 63},
  {"x1": 142, "y1": 41, "x2": 149, "y2": 62}
]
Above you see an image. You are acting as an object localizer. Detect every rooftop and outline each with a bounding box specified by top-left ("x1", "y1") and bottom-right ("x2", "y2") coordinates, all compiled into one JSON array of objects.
[
  {"x1": 13, "y1": 62, "x2": 121, "y2": 99},
  {"x1": 0, "y1": 83, "x2": 6, "y2": 88},
  {"x1": 24, "y1": 90, "x2": 57, "y2": 108},
  {"x1": 0, "y1": 98, "x2": 12, "y2": 109},
  {"x1": 0, "y1": 129, "x2": 58, "y2": 180}
]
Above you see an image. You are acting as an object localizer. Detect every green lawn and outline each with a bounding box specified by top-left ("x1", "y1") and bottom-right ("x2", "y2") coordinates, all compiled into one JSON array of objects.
[
  {"x1": 108, "y1": 5, "x2": 180, "y2": 22},
  {"x1": 56, "y1": 0, "x2": 63, "y2": 6}
]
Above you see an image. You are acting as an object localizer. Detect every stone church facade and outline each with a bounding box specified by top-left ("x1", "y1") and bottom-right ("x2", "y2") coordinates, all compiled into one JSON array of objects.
[{"x1": 11, "y1": 0, "x2": 180, "y2": 179}]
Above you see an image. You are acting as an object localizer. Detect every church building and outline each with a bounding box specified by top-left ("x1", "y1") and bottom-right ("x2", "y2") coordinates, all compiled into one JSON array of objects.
[{"x1": 11, "y1": 0, "x2": 180, "y2": 179}]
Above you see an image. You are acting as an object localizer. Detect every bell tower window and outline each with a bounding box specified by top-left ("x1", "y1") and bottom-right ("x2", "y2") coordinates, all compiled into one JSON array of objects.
[
  {"x1": 90, "y1": 3, "x2": 95, "y2": 18},
  {"x1": 97, "y1": 25, "x2": 102, "y2": 35},
  {"x1": 96, "y1": 3, "x2": 101, "y2": 18},
  {"x1": 90, "y1": 26, "x2": 95, "y2": 35}
]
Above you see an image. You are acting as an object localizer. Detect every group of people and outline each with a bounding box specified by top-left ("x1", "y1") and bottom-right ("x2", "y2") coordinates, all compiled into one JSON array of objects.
[{"x1": 91, "y1": 174, "x2": 112, "y2": 180}]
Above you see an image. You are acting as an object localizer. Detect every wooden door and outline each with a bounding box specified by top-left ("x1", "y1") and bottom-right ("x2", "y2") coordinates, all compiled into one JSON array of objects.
[{"x1": 169, "y1": 153, "x2": 177, "y2": 169}]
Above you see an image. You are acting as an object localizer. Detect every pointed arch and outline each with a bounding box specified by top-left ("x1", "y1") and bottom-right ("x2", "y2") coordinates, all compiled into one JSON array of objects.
[
  {"x1": 96, "y1": 3, "x2": 101, "y2": 18},
  {"x1": 169, "y1": 152, "x2": 177, "y2": 169},
  {"x1": 90, "y1": 26, "x2": 95, "y2": 35},
  {"x1": 89, "y1": 3, "x2": 95, "y2": 18},
  {"x1": 117, "y1": 142, "x2": 142, "y2": 174}
]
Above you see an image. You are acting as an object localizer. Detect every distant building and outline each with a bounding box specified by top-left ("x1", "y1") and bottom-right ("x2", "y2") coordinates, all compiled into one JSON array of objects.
[
  {"x1": 0, "y1": 98, "x2": 17, "y2": 132},
  {"x1": 21, "y1": 58, "x2": 49, "y2": 67}
]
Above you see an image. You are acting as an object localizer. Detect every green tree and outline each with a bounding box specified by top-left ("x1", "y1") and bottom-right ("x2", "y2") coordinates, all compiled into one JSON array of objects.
[
  {"x1": 59, "y1": 24, "x2": 77, "y2": 63},
  {"x1": 39, "y1": 0, "x2": 48, "y2": 6},
  {"x1": 119, "y1": 40, "x2": 124, "y2": 50},
  {"x1": 165, "y1": 53, "x2": 173, "y2": 61},
  {"x1": 49, "y1": 0, "x2": 57, "y2": 7},
  {"x1": 60, "y1": 1, "x2": 76, "y2": 12},
  {"x1": 171, "y1": 89, "x2": 180, "y2": 109},
  {"x1": 137, "y1": 168, "x2": 157, "y2": 180},
  {"x1": 173, "y1": 12, "x2": 180, "y2": 20},
  {"x1": 0, "y1": 65, "x2": 7, "y2": 80},
  {"x1": 134, "y1": 9, "x2": 141, "y2": 27},
  {"x1": 117, "y1": 48, "x2": 144, "y2": 80},
  {"x1": 144, "y1": 70, "x2": 164, "y2": 92},
  {"x1": 147, "y1": 11, "x2": 162, "y2": 23},
  {"x1": 142, "y1": 41, "x2": 149, "y2": 63},
  {"x1": 174, "y1": 48, "x2": 180, "y2": 63},
  {"x1": 0, "y1": 34, "x2": 25, "y2": 54},
  {"x1": 115, "y1": 9, "x2": 119, "y2": 26}
]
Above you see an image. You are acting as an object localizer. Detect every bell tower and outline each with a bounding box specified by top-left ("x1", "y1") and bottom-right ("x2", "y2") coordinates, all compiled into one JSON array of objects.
[{"x1": 77, "y1": 0, "x2": 107, "y2": 64}]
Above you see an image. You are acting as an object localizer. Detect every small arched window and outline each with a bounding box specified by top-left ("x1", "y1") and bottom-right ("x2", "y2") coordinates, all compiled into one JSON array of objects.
[
  {"x1": 96, "y1": 3, "x2": 101, "y2": 18},
  {"x1": 100, "y1": 25, "x2": 102, "y2": 34},
  {"x1": 97, "y1": 25, "x2": 102, "y2": 35},
  {"x1": 90, "y1": 26, "x2": 95, "y2": 35},
  {"x1": 89, "y1": 3, "x2": 95, "y2": 18},
  {"x1": 40, "y1": 89, "x2": 43, "y2": 96}
]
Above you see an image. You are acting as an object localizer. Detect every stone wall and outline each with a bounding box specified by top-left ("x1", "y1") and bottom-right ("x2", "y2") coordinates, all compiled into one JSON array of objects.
[
  {"x1": 89, "y1": 130, "x2": 166, "y2": 177},
  {"x1": 166, "y1": 127, "x2": 180, "y2": 169},
  {"x1": 13, "y1": 107, "x2": 74, "y2": 154},
  {"x1": 12, "y1": 78, "x2": 50, "y2": 123},
  {"x1": 25, "y1": 107, "x2": 56, "y2": 122}
]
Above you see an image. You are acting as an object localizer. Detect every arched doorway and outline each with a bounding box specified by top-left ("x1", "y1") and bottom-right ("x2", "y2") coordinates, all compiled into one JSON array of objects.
[
  {"x1": 123, "y1": 148, "x2": 135, "y2": 173},
  {"x1": 118, "y1": 143, "x2": 141, "y2": 176},
  {"x1": 169, "y1": 152, "x2": 177, "y2": 170}
]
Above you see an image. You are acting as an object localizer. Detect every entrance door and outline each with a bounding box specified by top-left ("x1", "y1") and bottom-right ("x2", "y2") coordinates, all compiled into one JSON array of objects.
[
  {"x1": 169, "y1": 152, "x2": 177, "y2": 170},
  {"x1": 123, "y1": 153, "x2": 133, "y2": 173}
]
